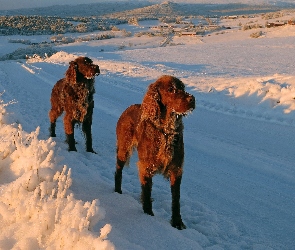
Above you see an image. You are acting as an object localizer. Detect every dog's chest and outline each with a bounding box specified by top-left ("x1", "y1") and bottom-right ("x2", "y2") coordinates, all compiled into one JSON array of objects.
[
  {"x1": 156, "y1": 131, "x2": 178, "y2": 166},
  {"x1": 65, "y1": 82, "x2": 94, "y2": 122}
]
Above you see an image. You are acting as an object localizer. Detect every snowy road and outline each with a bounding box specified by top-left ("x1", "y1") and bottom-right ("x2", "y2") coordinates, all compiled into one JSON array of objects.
[
  {"x1": 1, "y1": 54, "x2": 294, "y2": 249},
  {"x1": 185, "y1": 107, "x2": 295, "y2": 248}
]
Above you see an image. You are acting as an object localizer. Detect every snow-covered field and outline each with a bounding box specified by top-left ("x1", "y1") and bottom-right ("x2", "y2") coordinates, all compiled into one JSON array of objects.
[{"x1": 0, "y1": 4, "x2": 295, "y2": 250}]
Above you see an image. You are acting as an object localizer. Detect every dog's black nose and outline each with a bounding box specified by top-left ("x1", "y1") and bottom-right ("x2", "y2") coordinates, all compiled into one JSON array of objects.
[
  {"x1": 94, "y1": 65, "x2": 100, "y2": 75},
  {"x1": 187, "y1": 95, "x2": 195, "y2": 109}
]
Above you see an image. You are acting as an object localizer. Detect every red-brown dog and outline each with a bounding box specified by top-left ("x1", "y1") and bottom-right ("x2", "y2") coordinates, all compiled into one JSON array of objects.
[
  {"x1": 49, "y1": 56, "x2": 100, "y2": 152},
  {"x1": 115, "y1": 75, "x2": 195, "y2": 229}
]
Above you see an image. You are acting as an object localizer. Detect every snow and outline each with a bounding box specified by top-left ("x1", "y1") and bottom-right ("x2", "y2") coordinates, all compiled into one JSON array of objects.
[{"x1": 0, "y1": 3, "x2": 295, "y2": 250}]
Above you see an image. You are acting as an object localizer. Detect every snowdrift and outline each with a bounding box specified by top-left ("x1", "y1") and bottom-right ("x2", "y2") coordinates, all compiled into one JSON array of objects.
[{"x1": 0, "y1": 98, "x2": 114, "y2": 250}]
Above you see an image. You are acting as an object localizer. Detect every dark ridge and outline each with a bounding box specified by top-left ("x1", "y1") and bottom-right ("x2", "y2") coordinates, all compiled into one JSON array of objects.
[{"x1": 1, "y1": 1, "x2": 294, "y2": 18}]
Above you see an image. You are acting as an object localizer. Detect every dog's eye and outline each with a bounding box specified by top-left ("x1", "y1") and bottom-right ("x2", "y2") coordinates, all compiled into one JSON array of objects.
[{"x1": 168, "y1": 86, "x2": 175, "y2": 93}]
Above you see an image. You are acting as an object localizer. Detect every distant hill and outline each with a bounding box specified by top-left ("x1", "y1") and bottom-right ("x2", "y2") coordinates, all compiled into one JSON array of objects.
[
  {"x1": 0, "y1": 2, "x2": 150, "y2": 17},
  {"x1": 104, "y1": 1, "x2": 295, "y2": 19},
  {"x1": 0, "y1": 1, "x2": 294, "y2": 18}
]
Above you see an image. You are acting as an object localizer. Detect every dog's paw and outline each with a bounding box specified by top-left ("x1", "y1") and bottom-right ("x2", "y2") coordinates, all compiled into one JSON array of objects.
[
  {"x1": 114, "y1": 188, "x2": 122, "y2": 194},
  {"x1": 87, "y1": 148, "x2": 97, "y2": 154},
  {"x1": 171, "y1": 219, "x2": 186, "y2": 230},
  {"x1": 143, "y1": 208, "x2": 154, "y2": 216}
]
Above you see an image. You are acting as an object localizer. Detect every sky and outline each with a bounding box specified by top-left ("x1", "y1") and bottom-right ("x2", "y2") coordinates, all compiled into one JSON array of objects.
[
  {"x1": 0, "y1": 0, "x2": 293, "y2": 11},
  {"x1": 0, "y1": 0, "x2": 152, "y2": 11},
  {"x1": 0, "y1": 0, "x2": 98, "y2": 10}
]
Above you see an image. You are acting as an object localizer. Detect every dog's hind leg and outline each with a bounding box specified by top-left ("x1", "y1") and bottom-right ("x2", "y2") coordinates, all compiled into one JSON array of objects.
[
  {"x1": 115, "y1": 123, "x2": 136, "y2": 193},
  {"x1": 64, "y1": 114, "x2": 77, "y2": 151},
  {"x1": 115, "y1": 141, "x2": 133, "y2": 193},
  {"x1": 115, "y1": 104, "x2": 140, "y2": 193},
  {"x1": 49, "y1": 108, "x2": 62, "y2": 137}
]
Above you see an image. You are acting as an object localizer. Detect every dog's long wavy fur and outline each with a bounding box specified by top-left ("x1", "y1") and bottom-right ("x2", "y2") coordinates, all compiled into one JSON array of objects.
[
  {"x1": 115, "y1": 75, "x2": 195, "y2": 229},
  {"x1": 49, "y1": 56, "x2": 100, "y2": 152}
]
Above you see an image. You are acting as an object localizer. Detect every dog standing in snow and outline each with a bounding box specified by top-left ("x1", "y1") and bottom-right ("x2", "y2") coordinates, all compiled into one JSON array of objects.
[
  {"x1": 115, "y1": 75, "x2": 195, "y2": 229},
  {"x1": 49, "y1": 56, "x2": 100, "y2": 152}
]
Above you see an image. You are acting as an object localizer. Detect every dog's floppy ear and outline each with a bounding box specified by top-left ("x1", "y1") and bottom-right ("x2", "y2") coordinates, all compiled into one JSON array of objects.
[
  {"x1": 65, "y1": 60, "x2": 77, "y2": 85},
  {"x1": 141, "y1": 82, "x2": 162, "y2": 127}
]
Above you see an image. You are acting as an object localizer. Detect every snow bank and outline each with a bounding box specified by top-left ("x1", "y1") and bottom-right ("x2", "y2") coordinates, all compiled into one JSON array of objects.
[
  {"x1": 0, "y1": 98, "x2": 114, "y2": 250},
  {"x1": 185, "y1": 73, "x2": 295, "y2": 126},
  {"x1": 0, "y1": 45, "x2": 57, "y2": 61}
]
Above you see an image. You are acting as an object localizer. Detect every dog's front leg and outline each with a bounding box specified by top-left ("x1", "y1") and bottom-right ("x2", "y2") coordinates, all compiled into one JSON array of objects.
[
  {"x1": 49, "y1": 109, "x2": 60, "y2": 137},
  {"x1": 66, "y1": 133, "x2": 77, "y2": 151},
  {"x1": 82, "y1": 120, "x2": 95, "y2": 153},
  {"x1": 141, "y1": 175, "x2": 154, "y2": 216},
  {"x1": 83, "y1": 102, "x2": 96, "y2": 153},
  {"x1": 115, "y1": 158, "x2": 125, "y2": 194},
  {"x1": 170, "y1": 174, "x2": 186, "y2": 229}
]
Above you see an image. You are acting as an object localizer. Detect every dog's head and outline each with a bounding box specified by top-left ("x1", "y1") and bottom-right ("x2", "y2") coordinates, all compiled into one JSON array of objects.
[
  {"x1": 66, "y1": 57, "x2": 100, "y2": 85},
  {"x1": 141, "y1": 75, "x2": 195, "y2": 125}
]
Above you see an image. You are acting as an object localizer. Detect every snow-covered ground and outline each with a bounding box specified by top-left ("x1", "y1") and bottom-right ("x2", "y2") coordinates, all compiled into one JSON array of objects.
[{"x1": 0, "y1": 7, "x2": 295, "y2": 250}]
